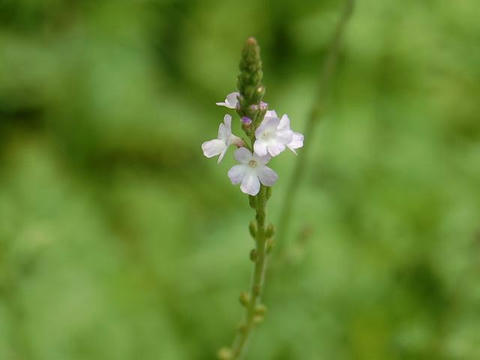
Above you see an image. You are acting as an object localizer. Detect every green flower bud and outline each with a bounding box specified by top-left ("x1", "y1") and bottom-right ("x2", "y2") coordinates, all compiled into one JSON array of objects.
[
  {"x1": 253, "y1": 314, "x2": 264, "y2": 325},
  {"x1": 266, "y1": 224, "x2": 275, "y2": 238},
  {"x1": 266, "y1": 186, "x2": 272, "y2": 200},
  {"x1": 266, "y1": 238, "x2": 275, "y2": 253},
  {"x1": 237, "y1": 323, "x2": 248, "y2": 334},
  {"x1": 254, "y1": 304, "x2": 267, "y2": 316},
  {"x1": 239, "y1": 292, "x2": 250, "y2": 307},
  {"x1": 217, "y1": 347, "x2": 233, "y2": 360},
  {"x1": 249, "y1": 221, "x2": 257, "y2": 238},
  {"x1": 237, "y1": 37, "x2": 265, "y2": 126}
]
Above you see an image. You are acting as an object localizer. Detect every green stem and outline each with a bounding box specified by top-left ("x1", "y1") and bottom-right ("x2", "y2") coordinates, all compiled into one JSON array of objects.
[
  {"x1": 230, "y1": 186, "x2": 269, "y2": 359},
  {"x1": 2, "y1": 266, "x2": 32, "y2": 360},
  {"x1": 275, "y1": 0, "x2": 355, "y2": 259}
]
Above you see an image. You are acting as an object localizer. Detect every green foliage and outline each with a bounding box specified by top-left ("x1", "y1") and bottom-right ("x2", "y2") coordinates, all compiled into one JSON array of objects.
[{"x1": 0, "y1": 0, "x2": 479, "y2": 359}]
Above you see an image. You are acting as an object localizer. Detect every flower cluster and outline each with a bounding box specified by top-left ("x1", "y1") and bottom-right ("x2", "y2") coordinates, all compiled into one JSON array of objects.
[{"x1": 202, "y1": 92, "x2": 304, "y2": 196}]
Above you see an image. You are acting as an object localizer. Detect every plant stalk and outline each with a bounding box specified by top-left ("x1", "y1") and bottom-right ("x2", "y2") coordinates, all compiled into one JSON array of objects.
[
  {"x1": 275, "y1": 0, "x2": 355, "y2": 258},
  {"x1": 230, "y1": 186, "x2": 269, "y2": 359}
]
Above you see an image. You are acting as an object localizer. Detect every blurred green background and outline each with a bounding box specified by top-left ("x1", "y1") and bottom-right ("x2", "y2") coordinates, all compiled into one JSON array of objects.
[{"x1": 1, "y1": 0, "x2": 479, "y2": 359}]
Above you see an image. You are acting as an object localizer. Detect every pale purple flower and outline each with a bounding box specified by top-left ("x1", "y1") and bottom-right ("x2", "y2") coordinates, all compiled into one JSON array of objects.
[
  {"x1": 254, "y1": 111, "x2": 293, "y2": 157},
  {"x1": 202, "y1": 114, "x2": 243, "y2": 163},
  {"x1": 216, "y1": 92, "x2": 239, "y2": 109},
  {"x1": 228, "y1": 148, "x2": 278, "y2": 196},
  {"x1": 254, "y1": 111, "x2": 303, "y2": 156}
]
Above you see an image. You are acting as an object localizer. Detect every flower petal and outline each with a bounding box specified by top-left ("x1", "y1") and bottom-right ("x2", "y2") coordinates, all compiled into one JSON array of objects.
[
  {"x1": 276, "y1": 129, "x2": 294, "y2": 144},
  {"x1": 228, "y1": 165, "x2": 247, "y2": 184},
  {"x1": 253, "y1": 140, "x2": 268, "y2": 157},
  {"x1": 255, "y1": 116, "x2": 280, "y2": 138},
  {"x1": 266, "y1": 110, "x2": 278, "y2": 118},
  {"x1": 218, "y1": 114, "x2": 232, "y2": 140},
  {"x1": 267, "y1": 142, "x2": 286, "y2": 157},
  {"x1": 240, "y1": 172, "x2": 260, "y2": 196},
  {"x1": 223, "y1": 114, "x2": 232, "y2": 129},
  {"x1": 216, "y1": 92, "x2": 239, "y2": 109},
  {"x1": 254, "y1": 153, "x2": 271, "y2": 165},
  {"x1": 257, "y1": 166, "x2": 278, "y2": 186},
  {"x1": 287, "y1": 132, "x2": 304, "y2": 154},
  {"x1": 225, "y1": 92, "x2": 239, "y2": 108},
  {"x1": 234, "y1": 147, "x2": 253, "y2": 164},
  {"x1": 202, "y1": 139, "x2": 227, "y2": 158},
  {"x1": 278, "y1": 114, "x2": 290, "y2": 130}
]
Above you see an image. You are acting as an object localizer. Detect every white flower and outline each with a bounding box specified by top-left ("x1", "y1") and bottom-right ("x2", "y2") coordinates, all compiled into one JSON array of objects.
[
  {"x1": 254, "y1": 111, "x2": 292, "y2": 157},
  {"x1": 228, "y1": 148, "x2": 278, "y2": 196},
  {"x1": 254, "y1": 111, "x2": 303, "y2": 156},
  {"x1": 202, "y1": 114, "x2": 243, "y2": 163},
  {"x1": 216, "y1": 92, "x2": 239, "y2": 109}
]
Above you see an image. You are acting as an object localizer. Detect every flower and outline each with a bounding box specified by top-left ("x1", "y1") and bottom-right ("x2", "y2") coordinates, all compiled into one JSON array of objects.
[
  {"x1": 216, "y1": 92, "x2": 240, "y2": 109},
  {"x1": 254, "y1": 111, "x2": 303, "y2": 157},
  {"x1": 253, "y1": 111, "x2": 292, "y2": 157},
  {"x1": 228, "y1": 147, "x2": 278, "y2": 196},
  {"x1": 202, "y1": 114, "x2": 243, "y2": 163}
]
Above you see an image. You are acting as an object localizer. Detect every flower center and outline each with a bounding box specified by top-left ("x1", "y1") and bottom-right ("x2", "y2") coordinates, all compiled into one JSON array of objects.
[
  {"x1": 248, "y1": 160, "x2": 257, "y2": 168},
  {"x1": 261, "y1": 131, "x2": 273, "y2": 140}
]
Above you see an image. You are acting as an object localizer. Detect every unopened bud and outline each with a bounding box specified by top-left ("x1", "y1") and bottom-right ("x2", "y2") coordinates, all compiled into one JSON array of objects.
[
  {"x1": 241, "y1": 116, "x2": 252, "y2": 126},
  {"x1": 253, "y1": 314, "x2": 264, "y2": 324},
  {"x1": 266, "y1": 224, "x2": 275, "y2": 238},
  {"x1": 256, "y1": 85, "x2": 265, "y2": 98},
  {"x1": 217, "y1": 347, "x2": 232, "y2": 360},
  {"x1": 249, "y1": 221, "x2": 257, "y2": 238},
  {"x1": 266, "y1": 238, "x2": 275, "y2": 253},
  {"x1": 250, "y1": 249, "x2": 257, "y2": 261},
  {"x1": 239, "y1": 292, "x2": 250, "y2": 307},
  {"x1": 237, "y1": 323, "x2": 248, "y2": 334},
  {"x1": 255, "y1": 304, "x2": 267, "y2": 316},
  {"x1": 266, "y1": 186, "x2": 272, "y2": 200}
]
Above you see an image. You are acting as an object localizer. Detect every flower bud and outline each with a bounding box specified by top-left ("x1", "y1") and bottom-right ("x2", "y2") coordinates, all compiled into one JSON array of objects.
[
  {"x1": 256, "y1": 85, "x2": 265, "y2": 99},
  {"x1": 241, "y1": 116, "x2": 252, "y2": 126},
  {"x1": 266, "y1": 186, "x2": 272, "y2": 200},
  {"x1": 249, "y1": 221, "x2": 257, "y2": 238},
  {"x1": 217, "y1": 347, "x2": 232, "y2": 360},
  {"x1": 237, "y1": 37, "x2": 264, "y2": 112},
  {"x1": 239, "y1": 292, "x2": 250, "y2": 307},
  {"x1": 266, "y1": 224, "x2": 275, "y2": 238},
  {"x1": 253, "y1": 314, "x2": 264, "y2": 325},
  {"x1": 266, "y1": 238, "x2": 275, "y2": 253},
  {"x1": 237, "y1": 323, "x2": 248, "y2": 334},
  {"x1": 254, "y1": 304, "x2": 267, "y2": 316},
  {"x1": 250, "y1": 249, "x2": 257, "y2": 262}
]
